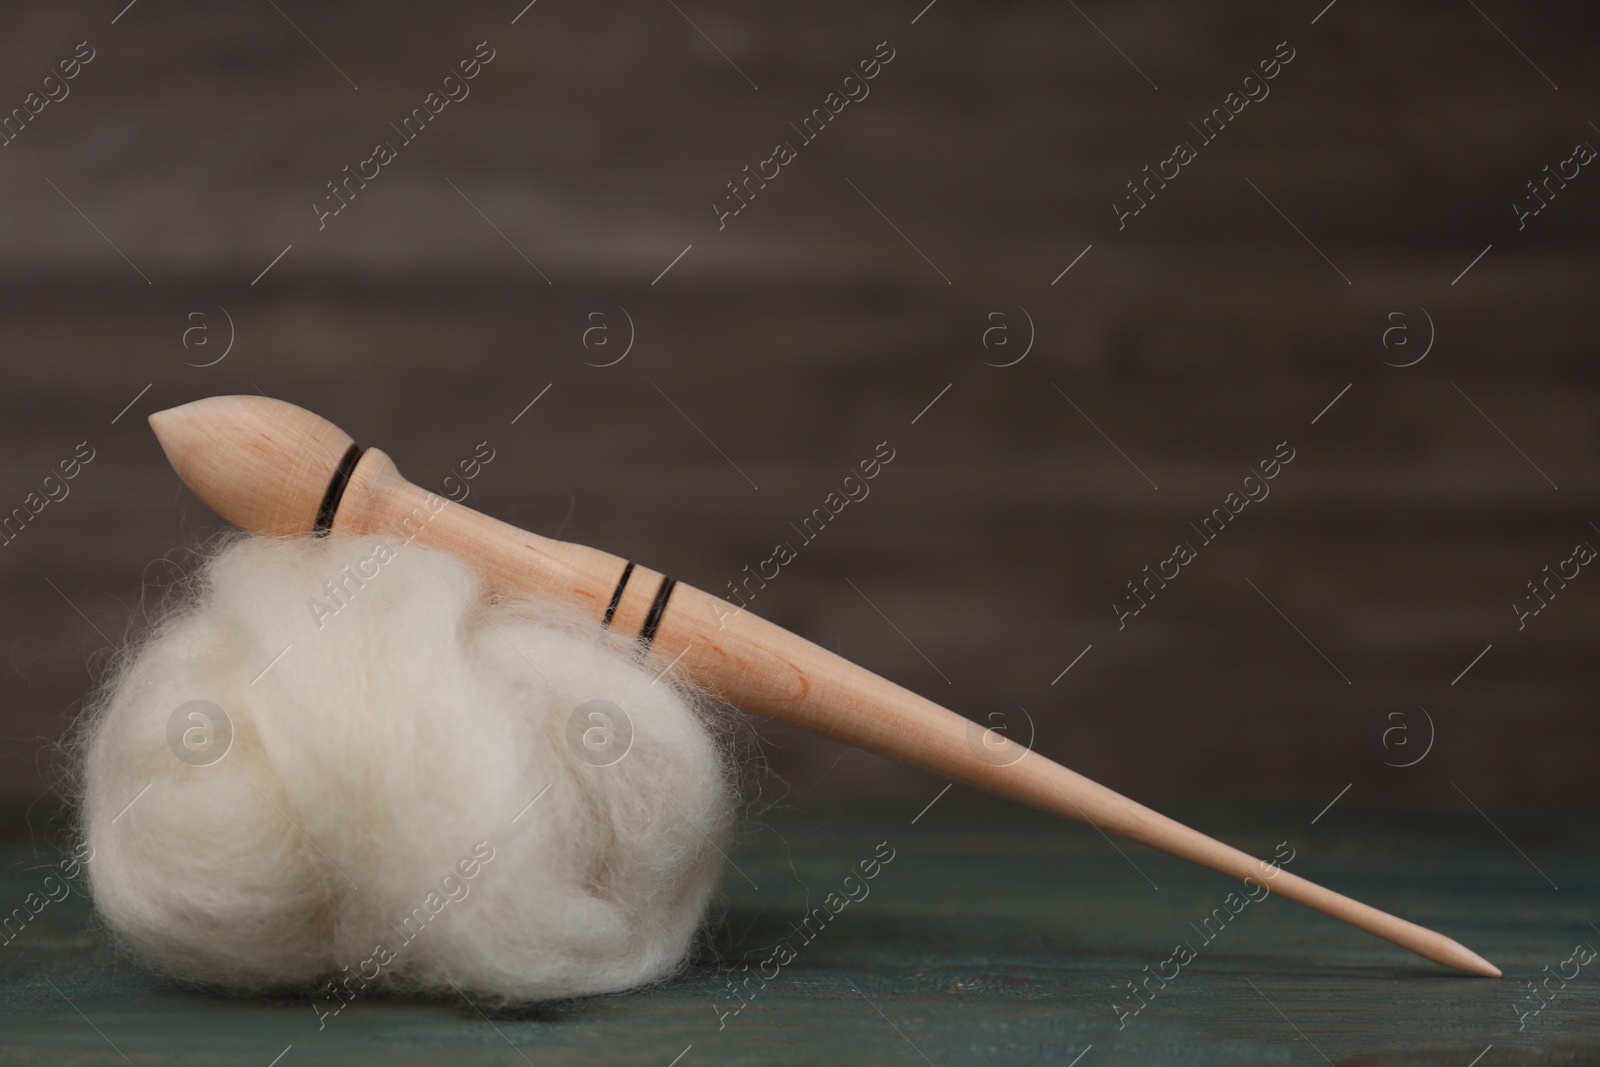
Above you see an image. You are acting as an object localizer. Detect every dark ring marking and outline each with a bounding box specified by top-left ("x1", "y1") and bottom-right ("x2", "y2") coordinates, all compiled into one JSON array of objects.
[
  {"x1": 602, "y1": 561, "x2": 635, "y2": 628},
  {"x1": 314, "y1": 444, "x2": 364, "y2": 536},
  {"x1": 640, "y1": 576, "x2": 677, "y2": 648}
]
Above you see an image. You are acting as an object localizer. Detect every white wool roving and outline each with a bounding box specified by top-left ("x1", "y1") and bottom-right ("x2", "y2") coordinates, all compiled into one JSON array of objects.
[{"x1": 78, "y1": 534, "x2": 735, "y2": 1001}]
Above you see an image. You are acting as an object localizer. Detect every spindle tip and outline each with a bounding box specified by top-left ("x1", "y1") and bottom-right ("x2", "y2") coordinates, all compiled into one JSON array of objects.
[
  {"x1": 1420, "y1": 929, "x2": 1501, "y2": 977},
  {"x1": 150, "y1": 395, "x2": 356, "y2": 536}
]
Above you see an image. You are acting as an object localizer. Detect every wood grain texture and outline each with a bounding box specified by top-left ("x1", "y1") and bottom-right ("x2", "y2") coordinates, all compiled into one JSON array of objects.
[{"x1": 1, "y1": 804, "x2": 1593, "y2": 1066}]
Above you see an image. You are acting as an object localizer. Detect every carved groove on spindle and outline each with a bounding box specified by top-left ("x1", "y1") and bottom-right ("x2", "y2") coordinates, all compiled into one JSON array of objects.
[
  {"x1": 602, "y1": 562, "x2": 636, "y2": 628},
  {"x1": 314, "y1": 444, "x2": 364, "y2": 537},
  {"x1": 640, "y1": 576, "x2": 677, "y2": 648}
]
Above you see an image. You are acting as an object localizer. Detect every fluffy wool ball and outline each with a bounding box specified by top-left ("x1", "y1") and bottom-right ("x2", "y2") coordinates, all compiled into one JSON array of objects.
[{"x1": 78, "y1": 534, "x2": 735, "y2": 1001}]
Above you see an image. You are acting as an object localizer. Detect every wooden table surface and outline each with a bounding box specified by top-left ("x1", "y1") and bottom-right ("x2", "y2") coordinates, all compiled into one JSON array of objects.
[{"x1": 3, "y1": 800, "x2": 1595, "y2": 1065}]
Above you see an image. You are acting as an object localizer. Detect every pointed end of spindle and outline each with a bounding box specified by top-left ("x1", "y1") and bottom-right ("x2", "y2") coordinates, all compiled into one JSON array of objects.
[
  {"x1": 1422, "y1": 931, "x2": 1501, "y2": 977},
  {"x1": 1457, "y1": 948, "x2": 1502, "y2": 978},
  {"x1": 150, "y1": 395, "x2": 355, "y2": 536}
]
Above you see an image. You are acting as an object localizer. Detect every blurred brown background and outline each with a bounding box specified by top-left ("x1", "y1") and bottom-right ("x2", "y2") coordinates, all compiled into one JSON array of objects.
[{"x1": 1, "y1": 1, "x2": 1596, "y2": 816}]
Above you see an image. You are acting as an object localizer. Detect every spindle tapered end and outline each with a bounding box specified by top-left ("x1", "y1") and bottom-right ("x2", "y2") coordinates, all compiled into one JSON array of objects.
[
  {"x1": 1412, "y1": 924, "x2": 1500, "y2": 977},
  {"x1": 150, "y1": 395, "x2": 356, "y2": 536}
]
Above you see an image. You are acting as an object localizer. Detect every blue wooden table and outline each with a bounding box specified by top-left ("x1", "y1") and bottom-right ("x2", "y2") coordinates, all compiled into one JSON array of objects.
[{"x1": 3, "y1": 801, "x2": 1596, "y2": 1065}]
